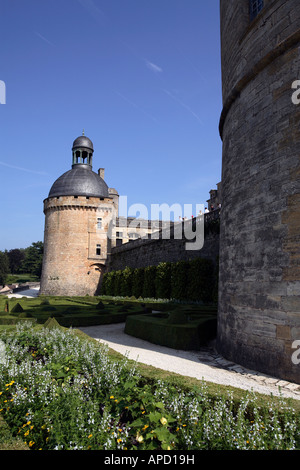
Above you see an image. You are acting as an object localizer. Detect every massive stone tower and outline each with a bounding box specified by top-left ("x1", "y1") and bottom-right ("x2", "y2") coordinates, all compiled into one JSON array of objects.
[
  {"x1": 217, "y1": 0, "x2": 300, "y2": 383},
  {"x1": 40, "y1": 134, "x2": 119, "y2": 296}
]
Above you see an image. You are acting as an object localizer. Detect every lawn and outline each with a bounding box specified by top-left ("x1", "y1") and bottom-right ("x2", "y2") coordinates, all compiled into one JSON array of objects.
[{"x1": 0, "y1": 295, "x2": 151, "y2": 328}]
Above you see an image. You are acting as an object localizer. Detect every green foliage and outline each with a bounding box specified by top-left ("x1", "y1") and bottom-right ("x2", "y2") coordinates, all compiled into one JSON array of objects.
[
  {"x1": 112, "y1": 380, "x2": 178, "y2": 450},
  {"x1": 101, "y1": 271, "x2": 115, "y2": 296},
  {"x1": 0, "y1": 325, "x2": 299, "y2": 451},
  {"x1": 102, "y1": 257, "x2": 217, "y2": 302},
  {"x1": 20, "y1": 241, "x2": 43, "y2": 278},
  {"x1": 11, "y1": 303, "x2": 24, "y2": 313},
  {"x1": 125, "y1": 312, "x2": 217, "y2": 350},
  {"x1": 17, "y1": 312, "x2": 33, "y2": 318},
  {"x1": 6, "y1": 249, "x2": 25, "y2": 275},
  {"x1": 187, "y1": 258, "x2": 215, "y2": 302},
  {"x1": 113, "y1": 271, "x2": 122, "y2": 297},
  {"x1": 120, "y1": 267, "x2": 133, "y2": 297},
  {"x1": 171, "y1": 261, "x2": 189, "y2": 301},
  {"x1": 131, "y1": 267, "x2": 144, "y2": 299},
  {"x1": 166, "y1": 308, "x2": 187, "y2": 325},
  {"x1": 43, "y1": 317, "x2": 63, "y2": 330},
  {"x1": 0, "y1": 251, "x2": 9, "y2": 286},
  {"x1": 96, "y1": 301, "x2": 105, "y2": 310},
  {"x1": 142, "y1": 265, "x2": 157, "y2": 299},
  {"x1": 155, "y1": 262, "x2": 171, "y2": 300}
]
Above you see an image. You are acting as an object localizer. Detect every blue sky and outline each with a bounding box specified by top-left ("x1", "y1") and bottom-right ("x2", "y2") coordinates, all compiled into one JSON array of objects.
[{"x1": 0, "y1": 0, "x2": 222, "y2": 251}]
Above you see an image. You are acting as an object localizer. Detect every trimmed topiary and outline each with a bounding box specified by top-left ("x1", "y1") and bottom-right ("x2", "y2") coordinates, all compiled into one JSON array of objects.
[
  {"x1": 166, "y1": 309, "x2": 187, "y2": 325},
  {"x1": 43, "y1": 317, "x2": 62, "y2": 330},
  {"x1": 11, "y1": 303, "x2": 24, "y2": 313},
  {"x1": 40, "y1": 305, "x2": 57, "y2": 312},
  {"x1": 96, "y1": 301, "x2": 105, "y2": 310},
  {"x1": 18, "y1": 311, "x2": 33, "y2": 318}
]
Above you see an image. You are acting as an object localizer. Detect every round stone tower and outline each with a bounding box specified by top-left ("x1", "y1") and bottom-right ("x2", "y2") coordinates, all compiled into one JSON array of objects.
[
  {"x1": 217, "y1": 0, "x2": 300, "y2": 383},
  {"x1": 40, "y1": 133, "x2": 118, "y2": 296}
]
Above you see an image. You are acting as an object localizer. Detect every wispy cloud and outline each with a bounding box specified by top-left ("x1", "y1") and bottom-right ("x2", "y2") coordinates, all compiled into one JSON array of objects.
[
  {"x1": 0, "y1": 161, "x2": 48, "y2": 176},
  {"x1": 76, "y1": 0, "x2": 106, "y2": 24},
  {"x1": 34, "y1": 31, "x2": 55, "y2": 47},
  {"x1": 114, "y1": 90, "x2": 159, "y2": 124},
  {"x1": 163, "y1": 89, "x2": 203, "y2": 125},
  {"x1": 145, "y1": 60, "x2": 163, "y2": 74}
]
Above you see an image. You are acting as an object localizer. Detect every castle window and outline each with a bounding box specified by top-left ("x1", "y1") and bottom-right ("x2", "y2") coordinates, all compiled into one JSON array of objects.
[
  {"x1": 97, "y1": 218, "x2": 102, "y2": 229},
  {"x1": 249, "y1": 0, "x2": 264, "y2": 21},
  {"x1": 96, "y1": 244, "x2": 101, "y2": 256},
  {"x1": 116, "y1": 231, "x2": 123, "y2": 238},
  {"x1": 128, "y1": 232, "x2": 139, "y2": 239}
]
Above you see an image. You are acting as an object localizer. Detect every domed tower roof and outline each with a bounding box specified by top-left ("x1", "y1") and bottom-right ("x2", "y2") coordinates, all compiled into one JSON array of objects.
[
  {"x1": 48, "y1": 133, "x2": 109, "y2": 199},
  {"x1": 72, "y1": 135, "x2": 94, "y2": 151}
]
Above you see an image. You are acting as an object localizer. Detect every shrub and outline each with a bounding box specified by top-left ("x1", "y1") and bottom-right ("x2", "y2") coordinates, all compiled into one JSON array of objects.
[
  {"x1": 40, "y1": 305, "x2": 57, "y2": 312},
  {"x1": 101, "y1": 271, "x2": 115, "y2": 296},
  {"x1": 155, "y1": 262, "x2": 172, "y2": 299},
  {"x1": 113, "y1": 271, "x2": 122, "y2": 297},
  {"x1": 120, "y1": 267, "x2": 133, "y2": 297},
  {"x1": 96, "y1": 301, "x2": 106, "y2": 310},
  {"x1": 171, "y1": 260, "x2": 189, "y2": 301},
  {"x1": 43, "y1": 317, "x2": 62, "y2": 330},
  {"x1": 102, "y1": 256, "x2": 218, "y2": 303},
  {"x1": 131, "y1": 267, "x2": 145, "y2": 299},
  {"x1": 187, "y1": 258, "x2": 215, "y2": 302},
  {"x1": 166, "y1": 308, "x2": 187, "y2": 325},
  {"x1": 11, "y1": 303, "x2": 24, "y2": 313},
  {"x1": 142, "y1": 266, "x2": 157, "y2": 299},
  {"x1": 18, "y1": 311, "x2": 33, "y2": 318}
]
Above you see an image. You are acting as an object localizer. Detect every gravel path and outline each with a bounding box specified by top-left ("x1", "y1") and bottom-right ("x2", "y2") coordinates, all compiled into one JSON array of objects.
[{"x1": 80, "y1": 323, "x2": 300, "y2": 401}]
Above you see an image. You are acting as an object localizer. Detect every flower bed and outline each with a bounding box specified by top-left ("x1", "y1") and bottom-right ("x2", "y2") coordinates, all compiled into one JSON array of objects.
[{"x1": 0, "y1": 322, "x2": 299, "y2": 450}]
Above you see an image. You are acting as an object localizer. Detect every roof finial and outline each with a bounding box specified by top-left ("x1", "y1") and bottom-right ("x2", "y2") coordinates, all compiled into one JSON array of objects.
[{"x1": 82, "y1": 128, "x2": 85, "y2": 136}]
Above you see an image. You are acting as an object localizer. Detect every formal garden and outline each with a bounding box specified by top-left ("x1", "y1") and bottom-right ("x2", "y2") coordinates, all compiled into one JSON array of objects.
[
  {"x1": 0, "y1": 257, "x2": 299, "y2": 450},
  {"x1": 0, "y1": 293, "x2": 300, "y2": 450}
]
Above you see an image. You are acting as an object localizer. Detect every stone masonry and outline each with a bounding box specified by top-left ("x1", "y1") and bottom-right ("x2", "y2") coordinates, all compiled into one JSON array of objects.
[
  {"x1": 217, "y1": 0, "x2": 300, "y2": 384},
  {"x1": 40, "y1": 195, "x2": 116, "y2": 296}
]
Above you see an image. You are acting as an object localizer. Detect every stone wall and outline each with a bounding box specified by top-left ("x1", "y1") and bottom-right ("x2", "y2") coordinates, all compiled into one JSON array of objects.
[
  {"x1": 107, "y1": 212, "x2": 220, "y2": 271},
  {"x1": 218, "y1": 0, "x2": 300, "y2": 384}
]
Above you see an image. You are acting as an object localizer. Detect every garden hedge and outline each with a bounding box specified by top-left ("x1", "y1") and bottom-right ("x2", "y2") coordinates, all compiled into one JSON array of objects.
[
  {"x1": 124, "y1": 313, "x2": 217, "y2": 350},
  {"x1": 101, "y1": 257, "x2": 217, "y2": 303}
]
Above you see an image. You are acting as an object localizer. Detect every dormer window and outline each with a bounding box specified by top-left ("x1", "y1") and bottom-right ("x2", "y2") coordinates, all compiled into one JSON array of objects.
[{"x1": 249, "y1": 0, "x2": 264, "y2": 21}]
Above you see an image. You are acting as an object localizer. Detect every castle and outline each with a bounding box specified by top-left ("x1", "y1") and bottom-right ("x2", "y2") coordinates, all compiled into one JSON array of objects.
[
  {"x1": 40, "y1": 0, "x2": 300, "y2": 384},
  {"x1": 40, "y1": 133, "x2": 174, "y2": 297}
]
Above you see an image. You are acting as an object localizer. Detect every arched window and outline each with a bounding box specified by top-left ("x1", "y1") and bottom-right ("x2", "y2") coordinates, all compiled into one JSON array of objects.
[{"x1": 249, "y1": 0, "x2": 264, "y2": 21}]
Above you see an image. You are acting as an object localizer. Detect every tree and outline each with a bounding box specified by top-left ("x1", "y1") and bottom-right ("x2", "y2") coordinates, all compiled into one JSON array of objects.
[
  {"x1": 7, "y1": 248, "x2": 25, "y2": 274},
  {"x1": 0, "y1": 251, "x2": 9, "y2": 286},
  {"x1": 20, "y1": 241, "x2": 44, "y2": 278}
]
